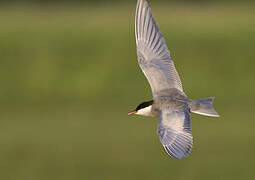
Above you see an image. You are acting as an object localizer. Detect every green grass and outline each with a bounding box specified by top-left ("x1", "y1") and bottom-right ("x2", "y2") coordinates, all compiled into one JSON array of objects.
[{"x1": 0, "y1": 3, "x2": 255, "y2": 180}]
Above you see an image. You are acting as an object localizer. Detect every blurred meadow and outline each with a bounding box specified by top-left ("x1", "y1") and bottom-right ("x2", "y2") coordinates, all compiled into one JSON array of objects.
[{"x1": 0, "y1": 1, "x2": 255, "y2": 179}]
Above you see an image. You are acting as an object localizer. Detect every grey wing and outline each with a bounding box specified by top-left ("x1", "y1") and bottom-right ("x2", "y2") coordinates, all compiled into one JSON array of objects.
[
  {"x1": 157, "y1": 108, "x2": 193, "y2": 159},
  {"x1": 135, "y1": 0, "x2": 183, "y2": 96}
]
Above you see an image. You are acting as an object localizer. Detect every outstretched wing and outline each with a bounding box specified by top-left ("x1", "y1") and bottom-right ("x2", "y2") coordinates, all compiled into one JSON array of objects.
[
  {"x1": 157, "y1": 108, "x2": 193, "y2": 159},
  {"x1": 135, "y1": 0, "x2": 183, "y2": 96}
]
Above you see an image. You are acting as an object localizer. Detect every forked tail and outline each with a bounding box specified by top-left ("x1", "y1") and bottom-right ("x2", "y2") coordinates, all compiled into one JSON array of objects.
[{"x1": 188, "y1": 97, "x2": 220, "y2": 117}]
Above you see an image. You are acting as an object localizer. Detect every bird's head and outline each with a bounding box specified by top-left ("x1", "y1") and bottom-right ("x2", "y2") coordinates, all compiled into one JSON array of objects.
[{"x1": 128, "y1": 100, "x2": 154, "y2": 117}]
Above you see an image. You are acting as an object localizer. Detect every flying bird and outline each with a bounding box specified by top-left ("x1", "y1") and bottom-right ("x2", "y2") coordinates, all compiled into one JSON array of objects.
[{"x1": 129, "y1": 0, "x2": 220, "y2": 159}]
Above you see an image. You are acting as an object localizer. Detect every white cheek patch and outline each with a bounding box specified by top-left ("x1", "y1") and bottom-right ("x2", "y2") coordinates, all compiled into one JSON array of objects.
[{"x1": 136, "y1": 105, "x2": 152, "y2": 116}]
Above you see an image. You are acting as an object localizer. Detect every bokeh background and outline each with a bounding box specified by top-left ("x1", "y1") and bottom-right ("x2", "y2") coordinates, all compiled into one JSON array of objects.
[{"x1": 0, "y1": 0, "x2": 255, "y2": 179}]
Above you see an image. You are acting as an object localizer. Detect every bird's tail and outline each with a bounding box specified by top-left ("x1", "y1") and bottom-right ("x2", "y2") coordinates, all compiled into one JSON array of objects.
[{"x1": 188, "y1": 97, "x2": 220, "y2": 117}]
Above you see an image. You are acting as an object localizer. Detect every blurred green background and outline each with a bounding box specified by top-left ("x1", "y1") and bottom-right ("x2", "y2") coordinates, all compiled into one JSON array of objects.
[{"x1": 0, "y1": 0, "x2": 255, "y2": 179}]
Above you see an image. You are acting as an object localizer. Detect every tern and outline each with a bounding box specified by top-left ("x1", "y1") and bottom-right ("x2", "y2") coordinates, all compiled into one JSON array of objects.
[{"x1": 128, "y1": 0, "x2": 220, "y2": 159}]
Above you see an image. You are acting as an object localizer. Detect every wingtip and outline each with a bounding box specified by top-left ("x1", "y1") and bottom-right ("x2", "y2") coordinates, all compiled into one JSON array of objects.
[
  {"x1": 137, "y1": 0, "x2": 149, "y2": 6},
  {"x1": 164, "y1": 144, "x2": 193, "y2": 160},
  {"x1": 161, "y1": 131, "x2": 193, "y2": 160}
]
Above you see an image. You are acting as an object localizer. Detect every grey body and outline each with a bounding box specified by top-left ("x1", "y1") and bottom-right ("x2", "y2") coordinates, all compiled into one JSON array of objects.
[{"x1": 134, "y1": 0, "x2": 219, "y2": 159}]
